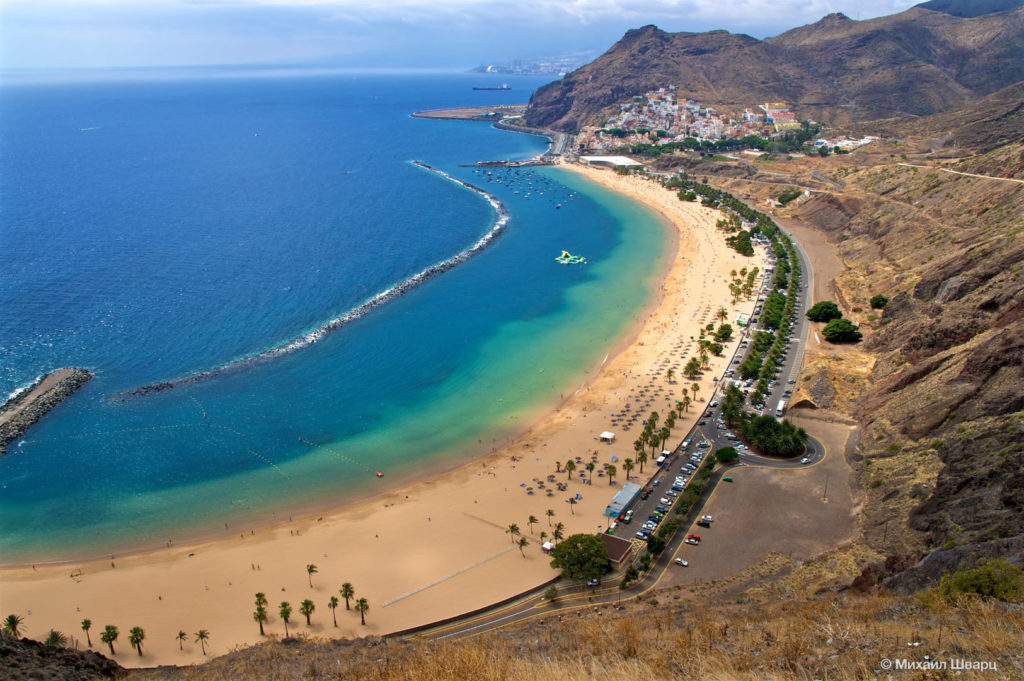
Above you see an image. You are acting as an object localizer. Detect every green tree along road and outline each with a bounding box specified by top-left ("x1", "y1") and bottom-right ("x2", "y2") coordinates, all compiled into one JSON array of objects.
[
  {"x1": 823, "y1": 318, "x2": 863, "y2": 343},
  {"x1": 715, "y1": 446, "x2": 739, "y2": 464},
  {"x1": 549, "y1": 534, "x2": 610, "y2": 581},
  {"x1": 806, "y1": 301, "x2": 843, "y2": 322}
]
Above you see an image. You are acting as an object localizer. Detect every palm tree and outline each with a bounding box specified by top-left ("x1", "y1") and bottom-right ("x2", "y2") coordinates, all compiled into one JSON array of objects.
[
  {"x1": 586, "y1": 461, "x2": 596, "y2": 482},
  {"x1": 691, "y1": 383, "x2": 701, "y2": 401},
  {"x1": 44, "y1": 630, "x2": 68, "y2": 647},
  {"x1": 554, "y1": 460, "x2": 561, "y2": 473},
  {"x1": 568, "y1": 497, "x2": 577, "y2": 515},
  {"x1": 300, "y1": 599, "x2": 315, "y2": 626},
  {"x1": 340, "y1": 583, "x2": 355, "y2": 611},
  {"x1": 666, "y1": 367, "x2": 675, "y2": 383},
  {"x1": 279, "y1": 602, "x2": 292, "y2": 637},
  {"x1": 81, "y1": 619, "x2": 92, "y2": 647},
  {"x1": 3, "y1": 614, "x2": 24, "y2": 639},
  {"x1": 660, "y1": 426, "x2": 671, "y2": 450},
  {"x1": 328, "y1": 596, "x2": 339, "y2": 627},
  {"x1": 129, "y1": 627, "x2": 145, "y2": 656},
  {"x1": 253, "y1": 605, "x2": 267, "y2": 635},
  {"x1": 354, "y1": 598, "x2": 369, "y2": 626},
  {"x1": 255, "y1": 592, "x2": 268, "y2": 609},
  {"x1": 682, "y1": 395, "x2": 692, "y2": 413},
  {"x1": 539, "y1": 531, "x2": 548, "y2": 543},
  {"x1": 552, "y1": 525, "x2": 565, "y2": 544},
  {"x1": 176, "y1": 630, "x2": 187, "y2": 651},
  {"x1": 527, "y1": 515, "x2": 538, "y2": 534},
  {"x1": 607, "y1": 464, "x2": 617, "y2": 485},
  {"x1": 506, "y1": 523, "x2": 521, "y2": 542},
  {"x1": 517, "y1": 537, "x2": 529, "y2": 557},
  {"x1": 306, "y1": 563, "x2": 318, "y2": 588},
  {"x1": 195, "y1": 629, "x2": 209, "y2": 655},
  {"x1": 718, "y1": 307, "x2": 728, "y2": 322},
  {"x1": 623, "y1": 458, "x2": 635, "y2": 480},
  {"x1": 100, "y1": 625, "x2": 118, "y2": 656},
  {"x1": 546, "y1": 509, "x2": 555, "y2": 526},
  {"x1": 637, "y1": 450, "x2": 648, "y2": 474},
  {"x1": 564, "y1": 460, "x2": 575, "y2": 480}
]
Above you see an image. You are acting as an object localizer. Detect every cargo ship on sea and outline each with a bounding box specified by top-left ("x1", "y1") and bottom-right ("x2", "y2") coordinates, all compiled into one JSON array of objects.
[{"x1": 473, "y1": 84, "x2": 511, "y2": 91}]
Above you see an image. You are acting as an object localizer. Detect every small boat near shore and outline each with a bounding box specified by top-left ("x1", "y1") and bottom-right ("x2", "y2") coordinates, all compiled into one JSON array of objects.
[{"x1": 473, "y1": 84, "x2": 511, "y2": 91}]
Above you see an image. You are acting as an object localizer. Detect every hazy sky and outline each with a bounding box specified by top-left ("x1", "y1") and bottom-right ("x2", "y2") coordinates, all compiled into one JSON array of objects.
[{"x1": 1, "y1": 0, "x2": 921, "y2": 70}]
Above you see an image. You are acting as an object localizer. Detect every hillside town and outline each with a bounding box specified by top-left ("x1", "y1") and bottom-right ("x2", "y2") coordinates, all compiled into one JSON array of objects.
[{"x1": 576, "y1": 86, "x2": 876, "y2": 154}]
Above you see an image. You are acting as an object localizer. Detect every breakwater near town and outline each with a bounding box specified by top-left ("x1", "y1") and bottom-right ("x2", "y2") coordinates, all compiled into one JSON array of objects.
[
  {"x1": 114, "y1": 161, "x2": 509, "y2": 401},
  {"x1": 0, "y1": 369, "x2": 93, "y2": 454}
]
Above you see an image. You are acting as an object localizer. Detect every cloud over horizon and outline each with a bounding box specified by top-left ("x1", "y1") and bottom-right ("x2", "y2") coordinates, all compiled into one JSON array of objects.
[{"x1": 1, "y1": 0, "x2": 921, "y2": 70}]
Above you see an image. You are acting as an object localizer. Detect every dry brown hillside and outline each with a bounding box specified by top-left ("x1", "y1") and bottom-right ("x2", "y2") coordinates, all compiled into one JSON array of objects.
[{"x1": 525, "y1": 4, "x2": 1024, "y2": 131}]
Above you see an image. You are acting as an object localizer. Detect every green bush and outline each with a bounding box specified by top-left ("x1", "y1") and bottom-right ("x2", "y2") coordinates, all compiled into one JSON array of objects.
[
  {"x1": 777, "y1": 188, "x2": 802, "y2": 205},
  {"x1": 870, "y1": 294, "x2": 889, "y2": 309},
  {"x1": 822, "y1": 318, "x2": 863, "y2": 343},
  {"x1": 806, "y1": 301, "x2": 843, "y2": 322},
  {"x1": 715, "y1": 447, "x2": 739, "y2": 464},
  {"x1": 933, "y1": 559, "x2": 1024, "y2": 602},
  {"x1": 549, "y1": 534, "x2": 610, "y2": 580}
]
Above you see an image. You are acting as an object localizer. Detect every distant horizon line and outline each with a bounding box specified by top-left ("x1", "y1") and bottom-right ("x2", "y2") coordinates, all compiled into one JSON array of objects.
[{"x1": 0, "y1": 63, "x2": 562, "y2": 86}]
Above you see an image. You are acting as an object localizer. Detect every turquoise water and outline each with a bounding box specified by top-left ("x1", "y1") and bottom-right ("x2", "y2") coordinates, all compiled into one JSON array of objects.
[{"x1": 0, "y1": 71, "x2": 670, "y2": 562}]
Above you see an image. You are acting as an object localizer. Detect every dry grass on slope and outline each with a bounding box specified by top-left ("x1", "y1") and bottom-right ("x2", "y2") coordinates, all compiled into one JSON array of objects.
[{"x1": 133, "y1": 593, "x2": 1023, "y2": 681}]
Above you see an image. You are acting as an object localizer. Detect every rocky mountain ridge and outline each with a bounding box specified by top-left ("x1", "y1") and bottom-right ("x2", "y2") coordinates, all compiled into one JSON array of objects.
[{"x1": 525, "y1": 3, "x2": 1024, "y2": 131}]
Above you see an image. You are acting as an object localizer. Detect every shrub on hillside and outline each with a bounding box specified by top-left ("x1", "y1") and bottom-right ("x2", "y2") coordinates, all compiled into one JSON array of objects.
[
  {"x1": 924, "y1": 559, "x2": 1024, "y2": 603},
  {"x1": 870, "y1": 294, "x2": 889, "y2": 309}
]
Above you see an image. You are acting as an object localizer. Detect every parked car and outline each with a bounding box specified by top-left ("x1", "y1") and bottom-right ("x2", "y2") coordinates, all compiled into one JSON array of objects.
[
  {"x1": 636, "y1": 530, "x2": 651, "y2": 540},
  {"x1": 655, "y1": 505, "x2": 670, "y2": 513},
  {"x1": 696, "y1": 520, "x2": 711, "y2": 528},
  {"x1": 666, "y1": 489, "x2": 678, "y2": 497},
  {"x1": 697, "y1": 420, "x2": 707, "y2": 426},
  {"x1": 671, "y1": 485, "x2": 684, "y2": 492},
  {"x1": 674, "y1": 558, "x2": 689, "y2": 567},
  {"x1": 587, "y1": 578, "x2": 600, "y2": 587},
  {"x1": 659, "y1": 497, "x2": 672, "y2": 505},
  {"x1": 684, "y1": 537, "x2": 700, "y2": 545},
  {"x1": 701, "y1": 515, "x2": 714, "y2": 522},
  {"x1": 801, "y1": 457, "x2": 811, "y2": 464},
  {"x1": 687, "y1": 534, "x2": 701, "y2": 542}
]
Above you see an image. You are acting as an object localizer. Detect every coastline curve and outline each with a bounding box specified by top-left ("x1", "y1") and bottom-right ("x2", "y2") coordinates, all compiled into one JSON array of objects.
[{"x1": 112, "y1": 162, "x2": 510, "y2": 401}]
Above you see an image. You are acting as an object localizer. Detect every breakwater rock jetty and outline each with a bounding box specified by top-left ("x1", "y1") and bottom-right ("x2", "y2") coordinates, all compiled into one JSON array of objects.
[
  {"x1": 113, "y1": 162, "x2": 509, "y2": 400},
  {"x1": 0, "y1": 368, "x2": 93, "y2": 454}
]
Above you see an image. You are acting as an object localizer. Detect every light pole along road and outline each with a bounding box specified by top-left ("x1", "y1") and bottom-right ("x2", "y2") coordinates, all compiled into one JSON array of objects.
[{"x1": 404, "y1": 227, "x2": 825, "y2": 643}]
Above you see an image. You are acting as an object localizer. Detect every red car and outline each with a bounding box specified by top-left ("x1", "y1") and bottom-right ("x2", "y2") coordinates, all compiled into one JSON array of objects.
[{"x1": 687, "y1": 534, "x2": 701, "y2": 542}]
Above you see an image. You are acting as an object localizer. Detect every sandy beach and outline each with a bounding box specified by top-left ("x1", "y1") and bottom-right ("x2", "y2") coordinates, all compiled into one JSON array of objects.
[{"x1": 0, "y1": 163, "x2": 765, "y2": 667}]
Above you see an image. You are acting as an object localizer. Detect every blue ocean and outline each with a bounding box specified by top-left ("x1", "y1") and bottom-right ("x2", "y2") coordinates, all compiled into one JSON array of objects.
[{"x1": 0, "y1": 69, "x2": 669, "y2": 562}]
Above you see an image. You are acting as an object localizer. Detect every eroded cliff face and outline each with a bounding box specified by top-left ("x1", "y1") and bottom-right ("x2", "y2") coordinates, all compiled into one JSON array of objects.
[{"x1": 791, "y1": 162, "x2": 1024, "y2": 551}]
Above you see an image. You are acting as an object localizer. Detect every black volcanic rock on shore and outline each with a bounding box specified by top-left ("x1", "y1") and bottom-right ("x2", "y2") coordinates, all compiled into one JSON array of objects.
[
  {"x1": 525, "y1": 3, "x2": 1024, "y2": 130},
  {"x1": 0, "y1": 636, "x2": 124, "y2": 681}
]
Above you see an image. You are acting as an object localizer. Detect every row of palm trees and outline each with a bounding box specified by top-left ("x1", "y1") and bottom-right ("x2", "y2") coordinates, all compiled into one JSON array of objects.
[
  {"x1": 255, "y1": 585, "x2": 369, "y2": 637},
  {"x1": 2, "y1": 616, "x2": 210, "y2": 658}
]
